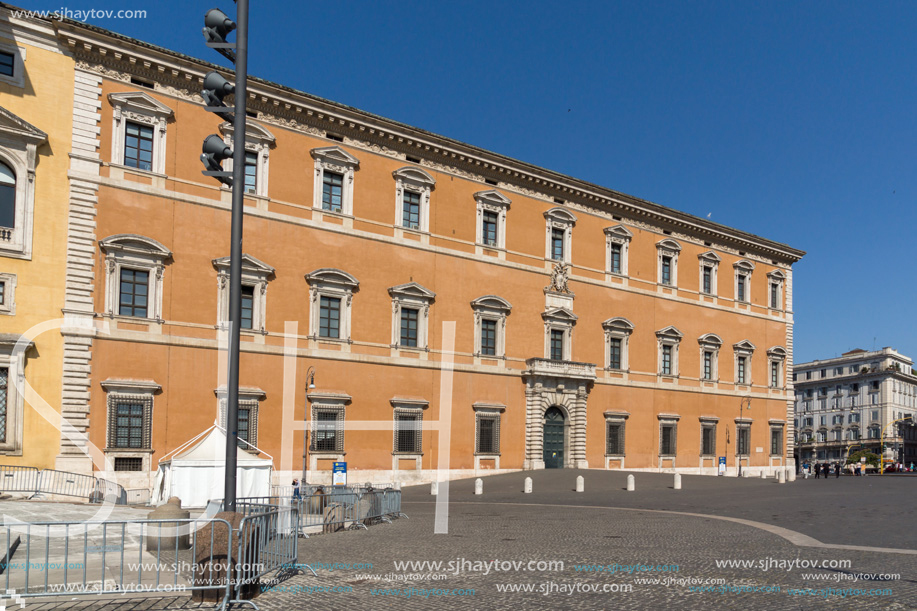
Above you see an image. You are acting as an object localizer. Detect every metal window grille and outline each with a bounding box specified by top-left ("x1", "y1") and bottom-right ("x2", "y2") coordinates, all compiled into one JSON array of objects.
[
  {"x1": 114, "y1": 457, "x2": 143, "y2": 471},
  {"x1": 661, "y1": 345, "x2": 672, "y2": 375},
  {"x1": 737, "y1": 426, "x2": 750, "y2": 456},
  {"x1": 0, "y1": 51, "x2": 13, "y2": 77},
  {"x1": 319, "y1": 296, "x2": 341, "y2": 338},
  {"x1": 312, "y1": 408, "x2": 343, "y2": 452},
  {"x1": 609, "y1": 338, "x2": 621, "y2": 370},
  {"x1": 702, "y1": 425, "x2": 716, "y2": 455},
  {"x1": 610, "y1": 243, "x2": 621, "y2": 273},
  {"x1": 476, "y1": 414, "x2": 500, "y2": 454},
  {"x1": 322, "y1": 170, "x2": 343, "y2": 212},
  {"x1": 240, "y1": 285, "x2": 254, "y2": 330},
  {"x1": 482, "y1": 211, "x2": 497, "y2": 246},
  {"x1": 243, "y1": 151, "x2": 257, "y2": 194},
  {"x1": 606, "y1": 422, "x2": 625, "y2": 455},
  {"x1": 660, "y1": 423, "x2": 677, "y2": 455},
  {"x1": 0, "y1": 366, "x2": 7, "y2": 443},
  {"x1": 661, "y1": 256, "x2": 672, "y2": 285},
  {"x1": 113, "y1": 402, "x2": 144, "y2": 449},
  {"x1": 551, "y1": 228, "x2": 564, "y2": 260},
  {"x1": 400, "y1": 308, "x2": 419, "y2": 347},
  {"x1": 480, "y1": 319, "x2": 497, "y2": 356},
  {"x1": 395, "y1": 412, "x2": 422, "y2": 453},
  {"x1": 550, "y1": 329, "x2": 564, "y2": 361},
  {"x1": 119, "y1": 268, "x2": 149, "y2": 317},
  {"x1": 124, "y1": 121, "x2": 153, "y2": 171},
  {"x1": 402, "y1": 191, "x2": 421, "y2": 229}
]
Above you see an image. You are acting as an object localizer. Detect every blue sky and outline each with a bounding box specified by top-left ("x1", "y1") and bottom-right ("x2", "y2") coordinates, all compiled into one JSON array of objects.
[{"x1": 15, "y1": 0, "x2": 916, "y2": 363}]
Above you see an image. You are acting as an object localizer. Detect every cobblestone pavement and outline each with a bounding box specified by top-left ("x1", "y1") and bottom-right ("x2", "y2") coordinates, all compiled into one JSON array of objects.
[{"x1": 3, "y1": 473, "x2": 915, "y2": 610}]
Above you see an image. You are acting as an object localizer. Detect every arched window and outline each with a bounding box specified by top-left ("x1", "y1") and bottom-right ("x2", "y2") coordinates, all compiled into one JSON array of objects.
[{"x1": 0, "y1": 161, "x2": 15, "y2": 231}]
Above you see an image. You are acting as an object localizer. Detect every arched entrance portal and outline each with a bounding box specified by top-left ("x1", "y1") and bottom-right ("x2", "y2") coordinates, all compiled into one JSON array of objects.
[{"x1": 543, "y1": 406, "x2": 566, "y2": 469}]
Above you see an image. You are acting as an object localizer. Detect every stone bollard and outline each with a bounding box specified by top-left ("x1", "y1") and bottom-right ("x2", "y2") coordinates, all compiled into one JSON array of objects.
[
  {"x1": 777, "y1": 469, "x2": 786, "y2": 484},
  {"x1": 742, "y1": 469, "x2": 749, "y2": 478},
  {"x1": 430, "y1": 481, "x2": 438, "y2": 496},
  {"x1": 193, "y1": 511, "x2": 260, "y2": 602},
  {"x1": 524, "y1": 477, "x2": 532, "y2": 494},
  {"x1": 787, "y1": 468, "x2": 796, "y2": 482},
  {"x1": 575, "y1": 476, "x2": 584, "y2": 492},
  {"x1": 761, "y1": 469, "x2": 767, "y2": 479},
  {"x1": 147, "y1": 496, "x2": 190, "y2": 551},
  {"x1": 674, "y1": 473, "x2": 681, "y2": 490},
  {"x1": 626, "y1": 474, "x2": 635, "y2": 491},
  {"x1": 474, "y1": 478, "x2": 483, "y2": 495}
]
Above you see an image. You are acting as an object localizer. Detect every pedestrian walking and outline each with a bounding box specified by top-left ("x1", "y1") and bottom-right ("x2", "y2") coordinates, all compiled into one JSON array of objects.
[
  {"x1": 814, "y1": 461, "x2": 820, "y2": 479},
  {"x1": 835, "y1": 462, "x2": 841, "y2": 478},
  {"x1": 803, "y1": 461, "x2": 810, "y2": 479},
  {"x1": 823, "y1": 463, "x2": 829, "y2": 479}
]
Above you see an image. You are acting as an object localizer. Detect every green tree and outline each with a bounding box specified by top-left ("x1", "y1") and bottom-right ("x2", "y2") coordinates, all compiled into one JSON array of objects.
[{"x1": 846, "y1": 450, "x2": 880, "y2": 467}]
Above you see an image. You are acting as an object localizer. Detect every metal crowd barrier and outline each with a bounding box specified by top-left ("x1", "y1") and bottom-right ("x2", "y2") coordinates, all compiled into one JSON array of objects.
[
  {"x1": 0, "y1": 518, "x2": 233, "y2": 609},
  {"x1": 125, "y1": 489, "x2": 151, "y2": 506},
  {"x1": 0, "y1": 467, "x2": 128, "y2": 505},
  {"x1": 0, "y1": 466, "x2": 40, "y2": 494},
  {"x1": 230, "y1": 507, "x2": 300, "y2": 604}
]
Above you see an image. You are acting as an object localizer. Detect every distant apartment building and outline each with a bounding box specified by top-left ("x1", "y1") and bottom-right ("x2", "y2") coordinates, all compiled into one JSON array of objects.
[{"x1": 793, "y1": 348, "x2": 917, "y2": 465}]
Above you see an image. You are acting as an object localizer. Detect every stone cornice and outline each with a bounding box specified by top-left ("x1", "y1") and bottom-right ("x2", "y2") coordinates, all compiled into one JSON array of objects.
[{"x1": 52, "y1": 20, "x2": 805, "y2": 265}]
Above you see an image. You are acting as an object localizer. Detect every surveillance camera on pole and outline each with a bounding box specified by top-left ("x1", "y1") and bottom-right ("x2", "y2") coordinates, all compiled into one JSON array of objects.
[{"x1": 202, "y1": 0, "x2": 249, "y2": 514}]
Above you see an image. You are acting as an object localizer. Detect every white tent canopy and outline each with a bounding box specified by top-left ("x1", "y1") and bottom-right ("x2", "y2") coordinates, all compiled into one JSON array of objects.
[{"x1": 153, "y1": 425, "x2": 273, "y2": 508}]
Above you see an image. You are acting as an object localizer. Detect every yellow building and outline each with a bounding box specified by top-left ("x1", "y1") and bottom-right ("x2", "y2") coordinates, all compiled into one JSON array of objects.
[{"x1": 0, "y1": 10, "x2": 73, "y2": 468}]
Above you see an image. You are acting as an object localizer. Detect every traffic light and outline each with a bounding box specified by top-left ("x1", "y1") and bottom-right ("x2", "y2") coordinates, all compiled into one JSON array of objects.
[
  {"x1": 201, "y1": 134, "x2": 233, "y2": 186},
  {"x1": 203, "y1": 8, "x2": 236, "y2": 62},
  {"x1": 202, "y1": 70, "x2": 235, "y2": 121}
]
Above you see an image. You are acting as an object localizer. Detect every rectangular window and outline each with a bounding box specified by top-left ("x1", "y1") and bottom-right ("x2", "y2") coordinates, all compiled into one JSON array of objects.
[
  {"x1": 400, "y1": 307, "x2": 419, "y2": 347},
  {"x1": 872, "y1": 410, "x2": 879, "y2": 421},
  {"x1": 661, "y1": 345, "x2": 672, "y2": 375},
  {"x1": 0, "y1": 51, "x2": 13, "y2": 77},
  {"x1": 240, "y1": 285, "x2": 254, "y2": 330},
  {"x1": 114, "y1": 457, "x2": 143, "y2": 472},
  {"x1": 806, "y1": 371, "x2": 812, "y2": 380},
  {"x1": 0, "y1": 367, "x2": 7, "y2": 443},
  {"x1": 702, "y1": 425, "x2": 716, "y2": 456},
  {"x1": 482, "y1": 211, "x2": 498, "y2": 246},
  {"x1": 771, "y1": 429, "x2": 783, "y2": 455},
  {"x1": 476, "y1": 415, "x2": 500, "y2": 454},
  {"x1": 322, "y1": 171, "x2": 343, "y2": 212},
  {"x1": 114, "y1": 402, "x2": 144, "y2": 449},
  {"x1": 661, "y1": 256, "x2": 672, "y2": 285},
  {"x1": 737, "y1": 274, "x2": 746, "y2": 302},
  {"x1": 402, "y1": 190, "x2": 421, "y2": 229},
  {"x1": 737, "y1": 426, "x2": 750, "y2": 455},
  {"x1": 770, "y1": 362, "x2": 778, "y2": 387},
  {"x1": 551, "y1": 228, "x2": 564, "y2": 261},
  {"x1": 702, "y1": 266, "x2": 712, "y2": 294},
  {"x1": 395, "y1": 413, "x2": 421, "y2": 453},
  {"x1": 770, "y1": 282, "x2": 779, "y2": 308},
  {"x1": 737, "y1": 356, "x2": 747, "y2": 384},
  {"x1": 243, "y1": 151, "x2": 258, "y2": 194},
  {"x1": 660, "y1": 424, "x2": 676, "y2": 455},
  {"x1": 480, "y1": 318, "x2": 497, "y2": 356},
  {"x1": 610, "y1": 243, "x2": 622, "y2": 274},
  {"x1": 313, "y1": 410, "x2": 340, "y2": 451},
  {"x1": 119, "y1": 268, "x2": 149, "y2": 318},
  {"x1": 703, "y1": 351, "x2": 713, "y2": 380},
  {"x1": 237, "y1": 405, "x2": 251, "y2": 446},
  {"x1": 609, "y1": 338, "x2": 622, "y2": 370},
  {"x1": 606, "y1": 422, "x2": 624, "y2": 455},
  {"x1": 124, "y1": 121, "x2": 154, "y2": 171},
  {"x1": 550, "y1": 329, "x2": 565, "y2": 361},
  {"x1": 319, "y1": 296, "x2": 341, "y2": 339},
  {"x1": 0, "y1": 281, "x2": 4, "y2": 306}
]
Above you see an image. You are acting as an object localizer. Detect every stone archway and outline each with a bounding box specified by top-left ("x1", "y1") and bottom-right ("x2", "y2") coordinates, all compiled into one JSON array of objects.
[{"x1": 522, "y1": 359, "x2": 595, "y2": 470}]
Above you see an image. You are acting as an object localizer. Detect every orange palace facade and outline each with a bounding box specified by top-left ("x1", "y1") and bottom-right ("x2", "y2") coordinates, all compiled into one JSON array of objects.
[{"x1": 50, "y1": 21, "x2": 804, "y2": 488}]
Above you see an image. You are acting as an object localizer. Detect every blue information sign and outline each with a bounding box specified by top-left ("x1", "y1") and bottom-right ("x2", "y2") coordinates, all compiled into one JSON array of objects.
[
  {"x1": 332, "y1": 461, "x2": 347, "y2": 486},
  {"x1": 718, "y1": 456, "x2": 726, "y2": 476}
]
